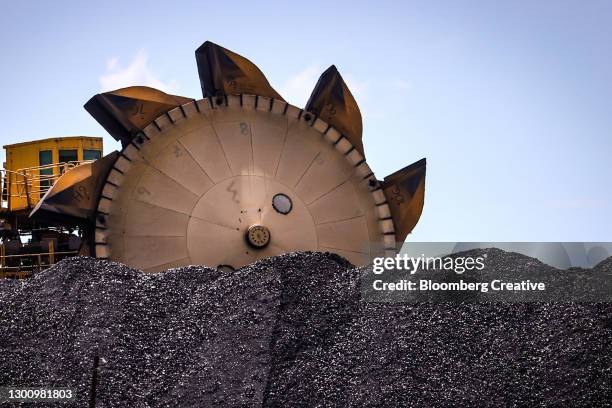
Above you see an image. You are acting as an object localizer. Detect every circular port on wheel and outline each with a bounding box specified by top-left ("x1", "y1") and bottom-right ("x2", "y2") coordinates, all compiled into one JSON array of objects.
[{"x1": 272, "y1": 193, "x2": 293, "y2": 215}]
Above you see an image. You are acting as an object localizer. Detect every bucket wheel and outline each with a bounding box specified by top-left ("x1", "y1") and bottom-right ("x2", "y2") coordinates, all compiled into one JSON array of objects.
[{"x1": 33, "y1": 41, "x2": 426, "y2": 272}]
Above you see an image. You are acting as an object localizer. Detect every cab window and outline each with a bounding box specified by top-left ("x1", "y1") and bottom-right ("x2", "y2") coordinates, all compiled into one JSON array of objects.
[
  {"x1": 59, "y1": 149, "x2": 78, "y2": 163},
  {"x1": 58, "y1": 149, "x2": 78, "y2": 174},
  {"x1": 39, "y1": 150, "x2": 53, "y2": 189},
  {"x1": 83, "y1": 149, "x2": 102, "y2": 161},
  {"x1": 39, "y1": 150, "x2": 52, "y2": 166}
]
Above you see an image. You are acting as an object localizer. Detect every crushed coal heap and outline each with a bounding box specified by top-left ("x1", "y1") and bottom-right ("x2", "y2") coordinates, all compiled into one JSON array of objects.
[{"x1": 0, "y1": 250, "x2": 610, "y2": 407}]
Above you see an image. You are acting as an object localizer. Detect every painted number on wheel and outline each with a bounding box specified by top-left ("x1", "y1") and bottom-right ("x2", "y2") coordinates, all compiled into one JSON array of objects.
[{"x1": 389, "y1": 185, "x2": 405, "y2": 204}]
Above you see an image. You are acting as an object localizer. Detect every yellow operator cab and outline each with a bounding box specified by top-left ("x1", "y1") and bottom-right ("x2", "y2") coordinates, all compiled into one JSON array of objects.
[{"x1": 2, "y1": 136, "x2": 103, "y2": 212}]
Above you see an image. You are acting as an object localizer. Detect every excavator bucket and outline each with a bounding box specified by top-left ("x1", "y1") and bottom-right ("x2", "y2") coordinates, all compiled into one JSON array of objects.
[
  {"x1": 195, "y1": 41, "x2": 284, "y2": 100},
  {"x1": 30, "y1": 152, "x2": 118, "y2": 224},
  {"x1": 381, "y1": 158, "x2": 426, "y2": 244},
  {"x1": 84, "y1": 86, "x2": 192, "y2": 146},
  {"x1": 305, "y1": 66, "x2": 364, "y2": 156}
]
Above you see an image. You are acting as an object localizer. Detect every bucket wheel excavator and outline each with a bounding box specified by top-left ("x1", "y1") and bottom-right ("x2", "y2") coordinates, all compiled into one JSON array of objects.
[{"x1": 31, "y1": 41, "x2": 426, "y2": 272}]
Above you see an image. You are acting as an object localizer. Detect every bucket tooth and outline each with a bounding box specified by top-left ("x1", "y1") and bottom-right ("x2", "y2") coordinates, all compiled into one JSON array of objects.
[
  {"x1": 382, "y1": 158, "x2": 426, "y2": 244},
  {"x1": 305, "y1": 65, "x2": 364, "y2": 156},
  {"x1": 84, "y1": 86, "x2": 192, "y2": 146},
  {"x1": 30, "y1": 152, "x2": 119, "y2": 224},
  {"x1": 195, "y1": 41, "x2": 284, "y2": 100}
]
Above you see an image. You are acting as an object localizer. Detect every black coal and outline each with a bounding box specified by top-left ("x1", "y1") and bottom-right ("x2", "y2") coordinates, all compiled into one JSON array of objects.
[{"x1": 0, "y1": 250, "x2": 610, "y2": 407}]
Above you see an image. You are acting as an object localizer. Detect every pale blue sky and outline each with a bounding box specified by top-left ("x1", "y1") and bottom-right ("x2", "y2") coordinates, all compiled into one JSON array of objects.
[{"x1": 1, "y1": 0, "x2": 610, "y2": 241}]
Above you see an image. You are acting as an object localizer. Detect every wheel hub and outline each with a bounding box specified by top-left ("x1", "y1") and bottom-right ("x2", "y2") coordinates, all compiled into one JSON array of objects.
[{"x1": 246, "y1": 224, "x2": 271, "y2": 249}]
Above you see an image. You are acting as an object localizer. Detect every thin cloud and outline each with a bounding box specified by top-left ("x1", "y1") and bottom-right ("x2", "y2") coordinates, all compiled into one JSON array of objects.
[
  {"x1": 280, "y1": 65, "x2": 322, "y2": 107},
  {"x1": 99, "y1": 50, "x2": 178, "y2": 93}
]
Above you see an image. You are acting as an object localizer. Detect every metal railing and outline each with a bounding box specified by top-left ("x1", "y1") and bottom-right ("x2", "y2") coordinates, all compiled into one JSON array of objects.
[
  {"x1": 1, "y1": 161, "x2": 93, "y2": 210},
  {"x1": 0, "y1": 241, "x2": 79, "y2": 278}
]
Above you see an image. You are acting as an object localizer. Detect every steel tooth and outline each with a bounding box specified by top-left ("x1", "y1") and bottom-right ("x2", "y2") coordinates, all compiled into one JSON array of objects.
[
  {"x1": 195, "y1": 41, "x2": 284, "y2": 100},
  {"x1": 84, "y1": 86, "x2": 192, "y2": 146},
  {"x1": 382, "y1": 158, "x2": 426, "y2": 244},
  {"x1": 305, "y1": 65, "x2": 364, "y2": 156}
]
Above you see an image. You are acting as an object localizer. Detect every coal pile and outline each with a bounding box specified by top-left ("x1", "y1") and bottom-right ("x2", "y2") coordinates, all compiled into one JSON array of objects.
[{"x1": 0, "y1": 250, "x2": 610, "y2": 407}]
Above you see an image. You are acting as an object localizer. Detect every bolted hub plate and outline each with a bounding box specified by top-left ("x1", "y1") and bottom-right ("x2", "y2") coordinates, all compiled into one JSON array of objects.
[{"x1": 246, "y1": 224, "x2": 271, "y2": 248}]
